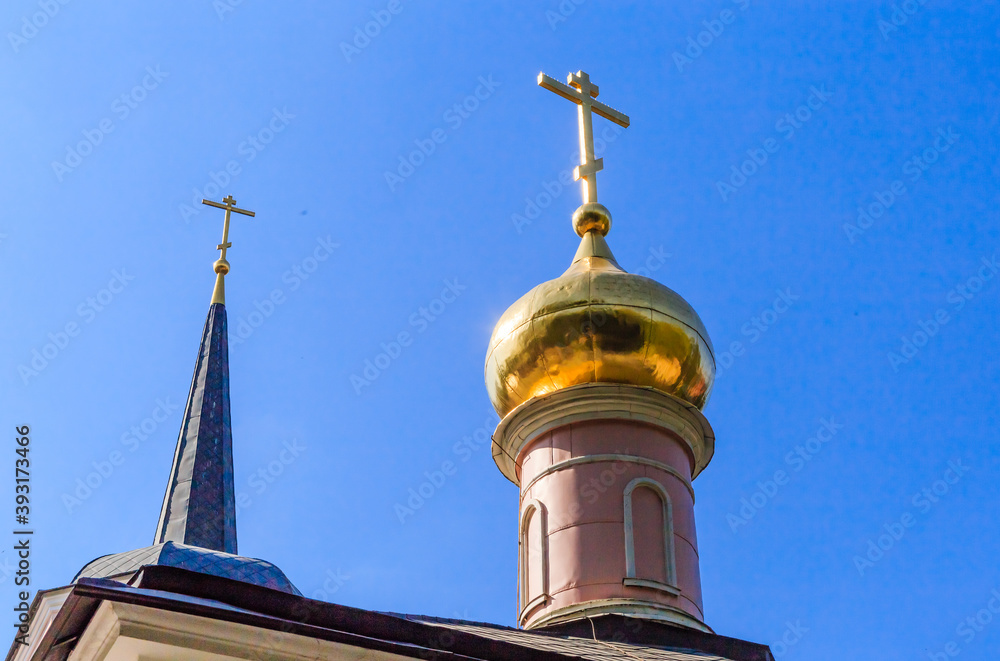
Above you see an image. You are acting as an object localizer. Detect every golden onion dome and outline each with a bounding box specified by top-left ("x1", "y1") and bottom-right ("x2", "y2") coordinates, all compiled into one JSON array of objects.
[{"x1": 485, "y1": 204, "x2": 715, "y2": 419}]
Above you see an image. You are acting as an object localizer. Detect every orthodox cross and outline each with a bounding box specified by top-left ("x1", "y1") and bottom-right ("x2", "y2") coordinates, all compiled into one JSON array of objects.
[
  {"x1": 202, "y1": 195, "x2": 255, "y2": 266},
  {"x1": 538, "y1": 70, "x2": 630, "y2": 204}
]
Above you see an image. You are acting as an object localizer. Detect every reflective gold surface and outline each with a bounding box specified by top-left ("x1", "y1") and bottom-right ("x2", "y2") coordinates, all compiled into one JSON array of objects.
[
  {"x1": 202, "y1": 195, "x2": 255, "y2": 305},
  {"x1": 538, "y1": 71, "x2": 629, "y2": 205},
  {"x1": 572, "y1": 202, "x2": 612, "y2": 237},
  {"x1": 485, "y1": 232, "x2": 715, "y2": 418}
]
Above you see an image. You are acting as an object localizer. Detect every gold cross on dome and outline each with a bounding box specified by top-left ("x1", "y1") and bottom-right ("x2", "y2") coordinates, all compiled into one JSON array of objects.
[
  {"x1": 202, "y1": 195, "x2": 255, "y2": 264},
  {"x1": 538, "y1": 70, "x2": 630, "y2": 204}
]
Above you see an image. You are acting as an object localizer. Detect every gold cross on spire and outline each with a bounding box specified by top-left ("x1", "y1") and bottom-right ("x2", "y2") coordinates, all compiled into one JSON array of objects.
[
  {"x1": 202, "y1": 195, "x2": 255, "y2": 305},
  {"x1": 538, "y1": 70, "x2": 630, "y2": 205}
]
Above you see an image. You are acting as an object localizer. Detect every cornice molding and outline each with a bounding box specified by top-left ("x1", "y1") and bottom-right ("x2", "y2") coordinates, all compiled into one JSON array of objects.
[
  {"x1": 525, "y1": 597, "x2": 712, "y2": 633},
  {"x1": 492, "y1": 383, "x2": 715, "y2": 486}
]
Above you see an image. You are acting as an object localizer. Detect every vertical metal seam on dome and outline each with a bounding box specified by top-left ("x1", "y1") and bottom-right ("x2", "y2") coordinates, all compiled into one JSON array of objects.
[{"x1": 530, "y1": 282, "x2": 560, "y2": 395}]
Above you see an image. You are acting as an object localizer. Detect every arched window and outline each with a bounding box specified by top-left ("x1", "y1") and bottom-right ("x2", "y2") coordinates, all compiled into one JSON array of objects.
[
  {"x1": 623, "y1": 478, "x2": 678, "y2": 594},
  {"x1": 519, "y1": 499, "x2": 548, "y2": 616}
]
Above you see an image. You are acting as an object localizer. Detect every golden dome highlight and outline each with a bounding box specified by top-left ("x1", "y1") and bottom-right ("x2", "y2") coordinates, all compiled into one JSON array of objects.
[
  {"x1": 485, "y1": 230, "x2": 715, "y2": 419},
  {"x1": 488, "y1": 70, "x2": 714, "y2": 418}
]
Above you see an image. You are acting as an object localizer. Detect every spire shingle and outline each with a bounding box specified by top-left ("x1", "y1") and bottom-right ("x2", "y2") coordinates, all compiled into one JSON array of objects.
[{"x1": 154, "y1": 301, "x2": 237, "y2": 554}]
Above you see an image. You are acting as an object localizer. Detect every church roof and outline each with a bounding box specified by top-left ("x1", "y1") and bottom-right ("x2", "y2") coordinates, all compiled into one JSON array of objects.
[
  {"x1": 10, "y1": 565, "x2": 772, "y2": 661},
  {"x1": 391, "y1": 614, "x2": 744, "y2": 661},
  {"x1": 71, "y1": 541, "x2": 301, "y2": 595}
]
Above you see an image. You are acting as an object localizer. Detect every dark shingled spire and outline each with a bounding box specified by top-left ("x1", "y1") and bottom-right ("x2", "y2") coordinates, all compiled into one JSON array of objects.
[
  {"x1": 74, "y1": 200, "x2": 300, "y2": 594},
  {"x1": 154, "y1": 301, "x2": 237, "y2": 554}
]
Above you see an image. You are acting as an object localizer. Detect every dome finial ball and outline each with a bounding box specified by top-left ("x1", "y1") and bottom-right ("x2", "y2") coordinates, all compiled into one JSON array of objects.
[{"x1": 573, "y1": 203, "x2": 612, "y2": 237}]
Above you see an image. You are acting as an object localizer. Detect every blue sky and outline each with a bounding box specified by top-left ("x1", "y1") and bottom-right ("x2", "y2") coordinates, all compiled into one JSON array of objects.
[{"x1": 1, "y1": 2, "x2": 998, "y2": 659}]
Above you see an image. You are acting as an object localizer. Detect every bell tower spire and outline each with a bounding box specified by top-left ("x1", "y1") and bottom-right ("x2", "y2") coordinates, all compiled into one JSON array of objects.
[
  {"x1": 153, "y1": 195, "x2": 254, "y2": 553},
  {"x1": 74, "y1": 195, "x2": 299, "y2": 594}
]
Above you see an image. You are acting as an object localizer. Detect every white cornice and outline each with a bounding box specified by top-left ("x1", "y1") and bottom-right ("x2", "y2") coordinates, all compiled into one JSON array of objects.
[
  {"x1": 68, "y1": 601, "x2": 419, "y2": 661},
  {"x1": 492, "y1": 383, "x2": 715, "y2": 486},
  {"x1": 524, "y1": 597, "x2": 713, "y2": 633},
  {"x1": 10, "y1": 587, "x2": 71, "y2": 661}
]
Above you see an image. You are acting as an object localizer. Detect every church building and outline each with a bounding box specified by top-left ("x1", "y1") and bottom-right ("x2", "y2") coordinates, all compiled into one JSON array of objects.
[{"x1": 7, "y1": 71, "x2": 776, "y2": 661}]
